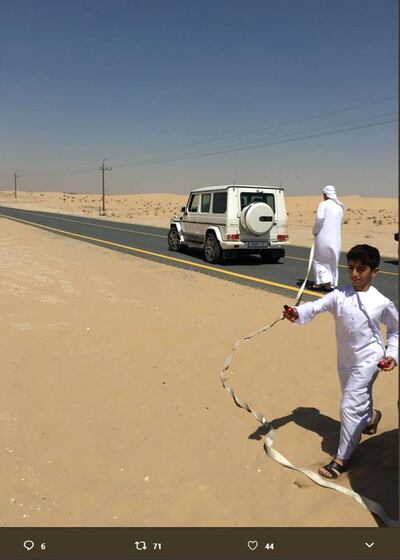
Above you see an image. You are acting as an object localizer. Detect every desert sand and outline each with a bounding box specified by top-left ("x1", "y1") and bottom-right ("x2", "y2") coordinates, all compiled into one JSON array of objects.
[
  {"x1": 0, "y1": 190, "x2": 398, "y2": 257},
  {"x1": 0, "y1": 207, "x2": 397, "y2": 527}
]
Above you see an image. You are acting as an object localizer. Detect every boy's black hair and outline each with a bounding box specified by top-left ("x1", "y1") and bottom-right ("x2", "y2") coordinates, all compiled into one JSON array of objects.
[{"x1": 346, "y1": 244, "x2": 380, "y2": 269}]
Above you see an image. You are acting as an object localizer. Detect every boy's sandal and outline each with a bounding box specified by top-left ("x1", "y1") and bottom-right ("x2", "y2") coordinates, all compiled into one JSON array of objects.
[
  {"x1": 319, "y1": 460, "x2": 347, "y2": 480},
  {"x1": 362, "y1": 409, "x2": 382, "y2": 435}
]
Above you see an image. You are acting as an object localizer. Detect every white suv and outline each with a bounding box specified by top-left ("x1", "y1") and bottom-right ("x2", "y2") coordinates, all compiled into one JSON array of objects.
[{"x1": 168, "y1": 185, "x2": 289, "y2": 264}]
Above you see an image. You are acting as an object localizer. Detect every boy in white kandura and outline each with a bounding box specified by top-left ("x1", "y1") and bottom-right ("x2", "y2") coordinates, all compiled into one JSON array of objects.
[{"x1": 283, "y1": 244, "x2": 398, "y2": 479}]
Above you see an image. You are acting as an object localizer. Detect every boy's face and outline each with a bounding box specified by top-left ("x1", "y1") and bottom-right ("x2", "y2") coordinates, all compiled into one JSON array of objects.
[{"x1": 347, "y1": 259, "x2": 379, "y2": 291}]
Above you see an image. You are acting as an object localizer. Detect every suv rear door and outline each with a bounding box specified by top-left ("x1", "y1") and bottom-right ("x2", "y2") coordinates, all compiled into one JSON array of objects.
[
  {"x1": 197, "y1": 192, "x2": 212, "y2": 241},
  {"x1": 238, "y1": 189, "x2": 276, "y2": 241}
]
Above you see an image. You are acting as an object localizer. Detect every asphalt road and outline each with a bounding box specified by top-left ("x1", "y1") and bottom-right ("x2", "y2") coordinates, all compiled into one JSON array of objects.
[{"x1": 0, "y1": 205, "x2": 397, "y2": 304}]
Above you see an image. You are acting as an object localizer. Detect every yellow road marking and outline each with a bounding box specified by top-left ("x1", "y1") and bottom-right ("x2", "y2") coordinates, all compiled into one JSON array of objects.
[
  {"x1": 286, "y1": 254, "x2": 398, "y2": 276},
  {"x1": 0, "y1": 208, "x2": 165, "y2": 238},
  {"x1": 0, "y1": 212, "x2": 321, "y2": 298},
  {"x1": 3, "y1": 208, "x2": 397, "y2": 276}
]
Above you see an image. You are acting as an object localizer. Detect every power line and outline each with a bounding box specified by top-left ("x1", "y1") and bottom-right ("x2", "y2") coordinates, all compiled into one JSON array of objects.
[
  {"x1": 19, "y1": 104, "x2": 398, "y2": 179},
  {"x1": 104, "y1": 95, "x2": 397, "y2": 163},
  {"x1": 22, "y1": 115, "x2": 397, "y2": 178},
  {"x1": 59, "y1": 95, "x2": 397, "y2": 168},
  {"x1": 121, "y1": 110, "x2": 395, "y2": 167},
  {"x1": 111, "y1": 118, "x2": 397, "y2": 169},
  {"x1": 111, "y1": 116, "x2": 397, "y2": 169}
]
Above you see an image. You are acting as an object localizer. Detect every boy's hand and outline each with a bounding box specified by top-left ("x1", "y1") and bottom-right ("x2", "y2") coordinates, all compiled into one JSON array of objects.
[
  {"x1": 378, "y1": 357, "x2": 397, "y2": 371},
  {"x1": 283, "y1": 304, "x2": 299, "y2": 322}
]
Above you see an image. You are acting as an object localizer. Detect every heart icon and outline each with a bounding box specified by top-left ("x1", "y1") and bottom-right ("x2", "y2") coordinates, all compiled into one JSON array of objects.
[{"x1": 247, "y1": 540, "x2": 258, "y2": 551}]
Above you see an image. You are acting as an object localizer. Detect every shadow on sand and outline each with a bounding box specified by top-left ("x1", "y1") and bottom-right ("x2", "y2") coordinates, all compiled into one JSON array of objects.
[{"x1": 249, "y1": 406, "x2": 398, "y2": 526}]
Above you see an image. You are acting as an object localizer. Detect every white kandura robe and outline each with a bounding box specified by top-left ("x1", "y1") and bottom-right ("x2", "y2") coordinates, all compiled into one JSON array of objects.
[
  {"x1": 312, "y1": 199, "x2": 343, "y2": 287},
  {"x1": 295, "y1": 285, "x2": 398, "y2": 460}
]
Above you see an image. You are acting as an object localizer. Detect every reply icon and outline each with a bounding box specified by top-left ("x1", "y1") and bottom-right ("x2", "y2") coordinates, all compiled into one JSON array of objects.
[{"x1": 23, "y1": 540, "x2": 35, "y2": 551}]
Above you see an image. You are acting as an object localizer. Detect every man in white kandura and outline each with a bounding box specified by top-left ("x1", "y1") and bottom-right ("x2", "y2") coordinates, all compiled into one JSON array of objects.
[{"x1": 312, "y1": 185, "x2": 344, "y2": 292}]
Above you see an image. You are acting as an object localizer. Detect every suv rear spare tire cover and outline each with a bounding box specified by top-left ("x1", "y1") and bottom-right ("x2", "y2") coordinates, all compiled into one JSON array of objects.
[{"x1": 240, "y1": 202, "x2": 274, "y2": 236}]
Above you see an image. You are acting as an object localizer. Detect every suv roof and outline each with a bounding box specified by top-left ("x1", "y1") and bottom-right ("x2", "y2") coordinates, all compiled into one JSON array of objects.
[{"x1": 190, "y1": 184, "x2": 283, "y2": 193}]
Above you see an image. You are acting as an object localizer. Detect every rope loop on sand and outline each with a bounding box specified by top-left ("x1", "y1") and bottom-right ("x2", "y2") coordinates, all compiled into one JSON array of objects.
[{"x1": 220, "y1": 243, "x2": 398, "y2": 527}]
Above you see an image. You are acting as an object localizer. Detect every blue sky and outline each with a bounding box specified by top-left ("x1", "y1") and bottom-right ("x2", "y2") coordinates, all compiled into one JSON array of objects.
[{"x1": 0, "y1": 0, "x2": 397, "y2": 195}]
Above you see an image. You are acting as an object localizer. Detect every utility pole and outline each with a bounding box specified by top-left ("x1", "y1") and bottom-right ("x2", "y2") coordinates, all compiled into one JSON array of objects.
[
  {"x1": 14, "y1": 171, "x2": 20, "y2": 199},
  {"x1": 99, "y1": 159, "x2": 112, "y2": 214}
]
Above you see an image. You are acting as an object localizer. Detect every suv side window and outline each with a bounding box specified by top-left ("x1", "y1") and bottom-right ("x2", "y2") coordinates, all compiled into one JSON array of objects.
[
  {"x1": 212, "y1": 192, "x2": 227, "y2": 214},
  {"x1": 188, "y1": 194, "x2": 200, "y2": 212},
  {"x1": 200, "y1": 193, "x2": 211, "y2": 213},
  {"x1": 240, "y1": 192, "x2": 275, "y2": 213}
]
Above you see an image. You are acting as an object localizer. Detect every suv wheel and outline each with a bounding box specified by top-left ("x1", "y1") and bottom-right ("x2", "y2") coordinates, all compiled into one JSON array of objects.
[
  {"x1": 204, "y1": 233, "x2": 223, "y2": 264},
  {"x1": 168, "y1": 227, "x2": 182, "y2": 252}
]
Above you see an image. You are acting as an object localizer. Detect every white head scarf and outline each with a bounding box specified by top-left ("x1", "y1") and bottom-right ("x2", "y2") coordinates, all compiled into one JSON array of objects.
[{"x1": 322, "y1": 185, "x2": 344, "y2": 208}]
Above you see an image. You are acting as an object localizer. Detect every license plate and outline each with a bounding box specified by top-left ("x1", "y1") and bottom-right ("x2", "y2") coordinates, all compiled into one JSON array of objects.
[{"x1": 248, "y1": 241, "x2": 268, "y2": 248}]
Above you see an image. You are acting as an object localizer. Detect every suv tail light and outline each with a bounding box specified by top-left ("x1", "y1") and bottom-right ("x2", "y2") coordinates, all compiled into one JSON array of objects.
[
  {"x1": 277, "y1": 234, "x2": 289, "y2": 241},
  {"x1": 227, "y1": 233, "x2": 240, "y2": 241}
]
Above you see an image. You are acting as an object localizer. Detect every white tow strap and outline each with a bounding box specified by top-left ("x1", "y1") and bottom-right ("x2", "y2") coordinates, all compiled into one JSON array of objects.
[{"x1": 220, "y1": 243, "x2": 398, "y2": 527}]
